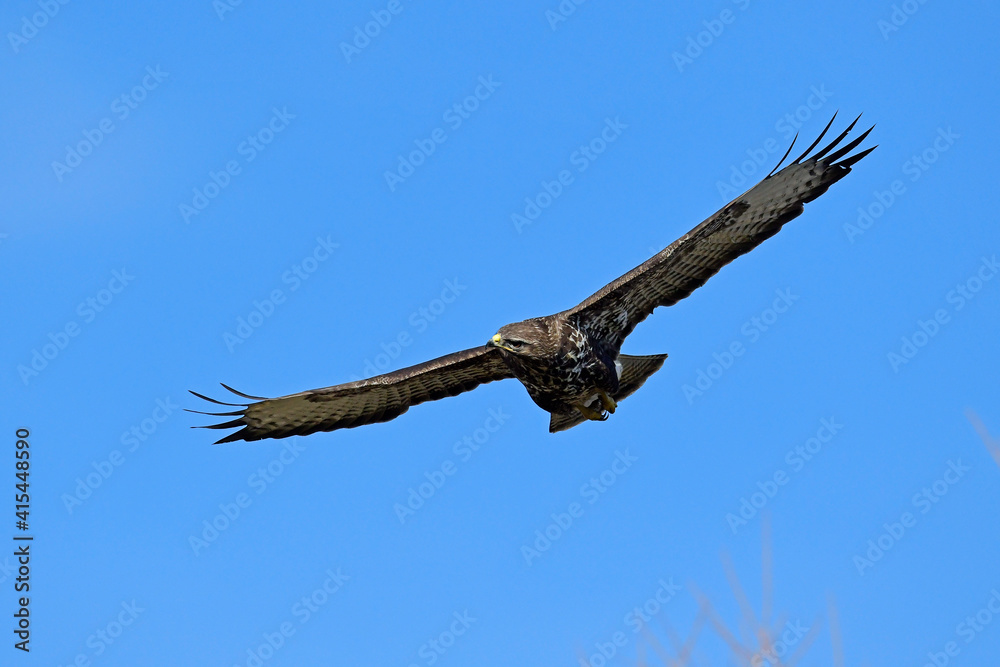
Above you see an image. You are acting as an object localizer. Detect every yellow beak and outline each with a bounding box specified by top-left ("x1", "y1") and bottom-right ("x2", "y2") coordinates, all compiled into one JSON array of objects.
[{"x1": 487, "y1": 333, "x2": 511, "y2": 351}]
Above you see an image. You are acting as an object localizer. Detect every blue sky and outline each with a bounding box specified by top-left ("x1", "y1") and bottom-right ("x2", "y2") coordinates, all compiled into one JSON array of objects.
[{"x1": 2, "y1": 1, "x2": 999, "y2": 665}]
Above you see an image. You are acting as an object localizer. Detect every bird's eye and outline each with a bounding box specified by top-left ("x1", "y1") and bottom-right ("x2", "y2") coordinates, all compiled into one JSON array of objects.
[{"x1": 508, "y1": 339, "x2": 523, "y2": 348}]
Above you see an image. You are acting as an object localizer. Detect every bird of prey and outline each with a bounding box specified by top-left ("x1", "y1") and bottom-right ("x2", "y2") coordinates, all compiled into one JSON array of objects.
[{"x1": 191, "y1": 114, "x2": 875, "y2": 443}]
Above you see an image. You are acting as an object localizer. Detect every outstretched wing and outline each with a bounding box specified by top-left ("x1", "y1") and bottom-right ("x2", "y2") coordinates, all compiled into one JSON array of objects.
[
  {"x1": 190, "y1": 346, "x2": 513, "y2": 443},
  {"x1": 569, "y1": 113, "x2": 876, "y2": 352}
]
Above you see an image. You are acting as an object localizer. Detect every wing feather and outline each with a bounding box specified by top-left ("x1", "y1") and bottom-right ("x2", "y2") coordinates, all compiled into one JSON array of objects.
[
  {"x1": 189, "y1": 346, "x2": 513, "y2": 443},
  {"x1": 567, "y1": 115, "x2": 876, "y2": 351}
]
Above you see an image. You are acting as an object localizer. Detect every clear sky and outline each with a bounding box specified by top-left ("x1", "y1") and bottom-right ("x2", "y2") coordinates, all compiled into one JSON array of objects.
[{"x1": 2, "y1": 1, "x2": 999, "y2": 665}]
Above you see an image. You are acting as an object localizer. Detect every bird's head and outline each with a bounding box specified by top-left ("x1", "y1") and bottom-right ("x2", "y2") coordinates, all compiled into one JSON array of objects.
[{"x1": 487, "y1": 320, "x2": 550, "y2": 358}]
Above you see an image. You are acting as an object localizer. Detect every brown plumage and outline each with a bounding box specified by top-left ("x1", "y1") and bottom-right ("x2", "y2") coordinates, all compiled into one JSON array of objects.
[{"x1": 191, "y1": 114, "x2": 875, "y2": 443}]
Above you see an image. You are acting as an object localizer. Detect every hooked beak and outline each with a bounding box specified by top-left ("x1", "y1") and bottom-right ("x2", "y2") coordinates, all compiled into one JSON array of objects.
[{"x1": 486, "y1": 333, "x2": 508, "y2": 351}]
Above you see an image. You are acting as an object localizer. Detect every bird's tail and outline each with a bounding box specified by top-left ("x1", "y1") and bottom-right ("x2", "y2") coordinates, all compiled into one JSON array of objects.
[{"x1": 548, "y1": 353, "x2": 668, "y2": 433}]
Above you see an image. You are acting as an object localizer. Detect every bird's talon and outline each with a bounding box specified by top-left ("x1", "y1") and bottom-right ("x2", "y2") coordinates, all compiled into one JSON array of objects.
[
  {"x1": 575, "y1": 403, "x2": 608, "y2": 422},
  {"x1": 597, "y1": 389, "x2": 617, "y2": 414}
]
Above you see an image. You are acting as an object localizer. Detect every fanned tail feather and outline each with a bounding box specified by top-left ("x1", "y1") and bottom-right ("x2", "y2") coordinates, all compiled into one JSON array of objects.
[{"x1": 549, "y1": 353, "x2": 668, "y2": 433}]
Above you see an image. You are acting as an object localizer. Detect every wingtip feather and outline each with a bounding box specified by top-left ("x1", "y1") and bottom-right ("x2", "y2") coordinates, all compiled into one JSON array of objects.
[
  {"x1": 188, "y1": 389, "x2": 248, "y2": 407},
  {"x1": 824, "y1": 125, "x2": 875, "y2": 164},
  {"x1": 793, "y1": 111, "x2": 839, "y2": 163},
  {"x1": 834, "y1": 143, "x2": 878, "y2": 168},
  {"x1": 214, "y1": 430, "x2": 248, "y2": 445},
  {"x1": 767, "y1": 132, "x2": 798, "y2": 178},
  {"x1": 811, "y1": 112, "x2": 862, "y2": 162},
  {"x1": 220, "y1": 383, "x2": 268, "y2": 401}
]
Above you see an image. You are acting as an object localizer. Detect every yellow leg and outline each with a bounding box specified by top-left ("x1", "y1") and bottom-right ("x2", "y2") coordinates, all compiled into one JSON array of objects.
[
  {"x1": 574, "y1": 403, "x2": 609, "y2": 421},
  {"x1": 597, "y1": 389, "x2": 617, "y2": 414}
]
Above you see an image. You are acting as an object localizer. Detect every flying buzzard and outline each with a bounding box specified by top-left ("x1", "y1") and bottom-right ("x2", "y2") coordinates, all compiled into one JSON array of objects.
[{"x1": 192, "y1": 114, "x2": 875, "y2": 443}]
